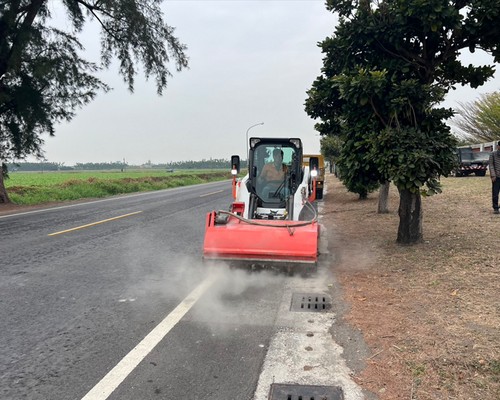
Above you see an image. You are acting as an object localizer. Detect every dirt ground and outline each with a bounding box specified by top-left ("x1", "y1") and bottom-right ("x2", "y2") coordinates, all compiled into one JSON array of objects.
[
  {"x1": 0, "y1": 200, "x2": 82, "y2": 216},
  {"x1": 322, "y1": 172, "x2": 499, "y2": 399},
  {"x1": 0, "y1": 202, "x2": 39, "y2": 214}
]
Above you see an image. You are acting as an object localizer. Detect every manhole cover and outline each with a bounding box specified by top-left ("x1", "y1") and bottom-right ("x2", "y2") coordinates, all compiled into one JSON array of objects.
[
  {"x1": 268, "y1": 383, "x2": 344, "y2": 400},
  {"x1": 290, "y1": 293, "x2": 332, "y2": 312}
]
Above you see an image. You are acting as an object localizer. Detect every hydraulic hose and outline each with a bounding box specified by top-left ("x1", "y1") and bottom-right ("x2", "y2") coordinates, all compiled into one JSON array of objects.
[{"x1": 217, "y1": 199, "x2": 317, "y2": 228}]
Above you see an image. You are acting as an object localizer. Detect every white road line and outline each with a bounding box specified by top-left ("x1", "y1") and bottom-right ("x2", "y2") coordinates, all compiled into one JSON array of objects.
[{"x1": 81, "y1": 273, "x2": 218, "y2": 400}]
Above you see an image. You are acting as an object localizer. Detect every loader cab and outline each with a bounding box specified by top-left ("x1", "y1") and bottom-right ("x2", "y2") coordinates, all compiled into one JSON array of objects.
[{"x1": 247, "y1": 138, "x2": 303, "y2": 218}]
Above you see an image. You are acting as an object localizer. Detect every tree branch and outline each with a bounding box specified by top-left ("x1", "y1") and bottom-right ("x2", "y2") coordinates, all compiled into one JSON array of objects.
[
  {"x1": 1, "y1": 0, "x2": 45, "y2": 78},
  {"x1": 370, "y1": 97, "x2": 388, "y2": 127}
]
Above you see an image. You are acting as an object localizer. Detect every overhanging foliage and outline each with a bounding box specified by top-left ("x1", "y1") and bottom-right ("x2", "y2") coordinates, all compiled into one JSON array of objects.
[
  {"x1": 306, "y1": 0, "x2": 499, "y2": 243},
  {"x1": 0, "y1": 1, "x2": 188, "y2": 203}
]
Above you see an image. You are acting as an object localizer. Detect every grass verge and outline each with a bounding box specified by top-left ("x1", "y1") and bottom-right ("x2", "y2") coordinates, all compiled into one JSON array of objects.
[{"x1": 4, "y1": 170, "x2": 230, "y2": 205}]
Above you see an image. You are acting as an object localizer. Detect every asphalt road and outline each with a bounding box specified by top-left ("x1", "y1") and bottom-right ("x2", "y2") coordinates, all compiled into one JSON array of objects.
[{"x1": 0, "y1": 181, "x2": 365, "y2": 400}]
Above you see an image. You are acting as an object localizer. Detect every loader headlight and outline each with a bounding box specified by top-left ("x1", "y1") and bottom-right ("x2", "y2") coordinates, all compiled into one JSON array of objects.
[
  {"x1": 231, "y1": 169, "x2": 238, "y2": 176},
  {"x1": 311, "y1": 169, "x2": 318, "y2": 178}
]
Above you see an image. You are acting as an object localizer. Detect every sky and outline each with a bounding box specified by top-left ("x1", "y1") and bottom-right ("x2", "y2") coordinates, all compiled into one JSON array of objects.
[{"x1": 40, "y1": 1, "x2": 500, "y2": 166}]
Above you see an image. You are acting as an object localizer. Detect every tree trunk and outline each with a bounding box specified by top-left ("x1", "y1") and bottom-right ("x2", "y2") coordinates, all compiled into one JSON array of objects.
[
  {"x1": 397, "y1": 188, "x2": 422, "y2": 244},
  {"x1": 378, "y1": 181, "x2": 390, "y2": 213},
  {"x1": 0, "y1": 163, "x2": 11, "y2": 204}
]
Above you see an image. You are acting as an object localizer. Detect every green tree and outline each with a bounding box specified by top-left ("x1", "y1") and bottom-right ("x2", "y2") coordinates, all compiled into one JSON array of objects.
[
  {"x1": 306, "y1": 0, "x2": 499, "y2": 244},
  {"x1": 320, "y1": 135, "x2": 341, "y2": 162},
  {"x1": 451, "y1": 91, "x2": 500, "y2": 143},
  {"x1": 0, "y1": 0, "x2": 188, "y2": 203},
  {"x1": 320, "y1": 135, "x2": 341, "y2": 174}
]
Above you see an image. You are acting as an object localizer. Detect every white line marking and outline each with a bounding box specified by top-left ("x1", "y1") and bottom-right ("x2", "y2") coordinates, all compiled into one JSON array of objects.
[
  {"x1": 81, "y1": 274, "x2": 218, "y2": 400},
  {"x1": 199, "y1": 190, "x2": 224, "y2": 197}
]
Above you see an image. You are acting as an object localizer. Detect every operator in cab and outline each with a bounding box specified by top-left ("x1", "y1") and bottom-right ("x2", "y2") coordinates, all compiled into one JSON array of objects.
[
  {"x1": 258, "y1": 148, "x2": 287, "y2": 183},
  {"x1": 257, "y1": 148, "x2": 289, "y2": 200}
]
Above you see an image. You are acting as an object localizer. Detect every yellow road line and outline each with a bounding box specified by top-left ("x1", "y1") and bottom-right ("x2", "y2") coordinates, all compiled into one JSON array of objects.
[
  {"x1": 48, "y1": 211, "x2": 143, "y2": 236},
  {"x1": 199, "y1": 190, "x2": 224, "y2": 197}
]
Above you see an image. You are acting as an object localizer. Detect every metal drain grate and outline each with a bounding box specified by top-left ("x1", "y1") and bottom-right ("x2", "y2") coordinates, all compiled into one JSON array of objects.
[
  {"x1": 290, "y1": 293, "x2": 332, "y2": 312},
  {"x1": 268, "y1": 383, "x2": 344, "y2": 400}
]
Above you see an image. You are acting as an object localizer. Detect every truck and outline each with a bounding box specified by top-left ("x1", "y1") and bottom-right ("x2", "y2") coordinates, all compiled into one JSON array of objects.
[
  {"x1": 454, "y1": 147, "x2": 490, "y2": 177},
  {"x1": 302, "y1": 154, "x2": 325, "y2": 199}
]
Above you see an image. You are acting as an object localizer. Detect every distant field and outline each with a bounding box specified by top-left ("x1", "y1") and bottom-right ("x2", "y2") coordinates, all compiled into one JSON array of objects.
[
  {"x1": 5, "y1": 169, "x2": 219, "y2": 187},
  {"x1": 4, "y1": 169, "x2": 229, "y2": 205}
]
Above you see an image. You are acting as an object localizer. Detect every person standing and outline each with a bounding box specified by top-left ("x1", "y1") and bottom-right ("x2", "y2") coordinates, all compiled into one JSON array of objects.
[{"x1": 488, "y1": 141, "x2": 500, "y2": 214}]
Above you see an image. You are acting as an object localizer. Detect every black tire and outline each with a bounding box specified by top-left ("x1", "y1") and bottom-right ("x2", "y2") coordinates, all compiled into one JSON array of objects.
[
  {"x1": 316, "y1": 188, "x2": 323, "y2": 199},
  {"x1": 475, "y1": 170, "x2": 486, "y2": 177}
]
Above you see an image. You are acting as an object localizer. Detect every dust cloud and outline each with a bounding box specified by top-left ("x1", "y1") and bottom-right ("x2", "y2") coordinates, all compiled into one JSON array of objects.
[
  {"x1": 118, "y1": 225, "x2": 331, "y2": 337},
  {"x1": 190, "y1": 263, "x2": 288, "y2": 332},
  {"x1": 118, "y1": 232, "x2": 302, "y2": 334}
]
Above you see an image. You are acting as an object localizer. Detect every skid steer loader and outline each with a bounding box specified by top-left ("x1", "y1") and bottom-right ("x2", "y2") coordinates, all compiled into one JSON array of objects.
[{"x1": 203, "y1": 137, "x2": 320, "y2": 271}]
